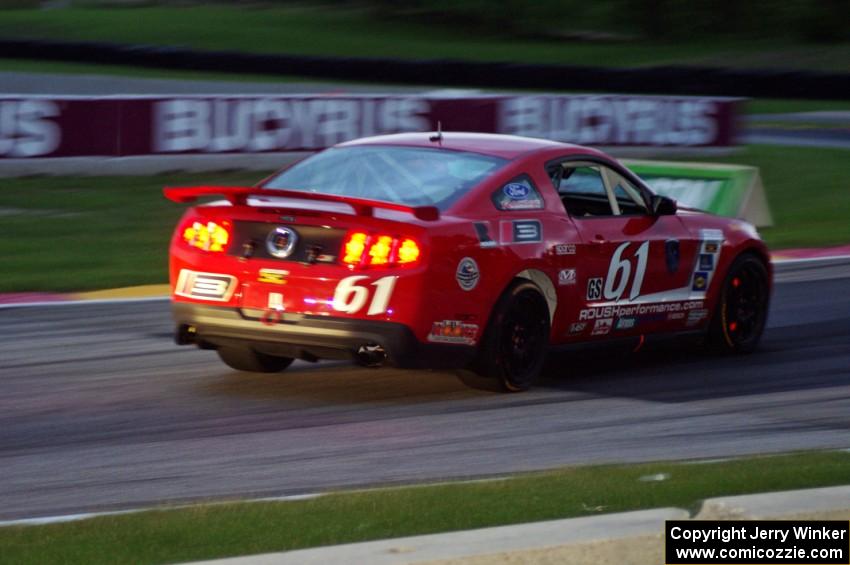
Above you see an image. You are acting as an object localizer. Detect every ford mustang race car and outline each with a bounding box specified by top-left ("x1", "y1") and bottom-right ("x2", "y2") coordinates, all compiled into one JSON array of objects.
[{"x1": 165, "y1": 132, "x2": 771, "y2": 391}]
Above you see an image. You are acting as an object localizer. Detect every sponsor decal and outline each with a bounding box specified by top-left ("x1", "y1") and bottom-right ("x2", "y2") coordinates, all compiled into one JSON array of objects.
[
  {"x1": 699, "y1": 228, "x2": 724, "y2": 242},
  {"x1": 615, "y1": 317, "x2": 637, "y2": 330},
  {"x1": 174, "y1": 270, "x2": 237, "y2": 302},
  {"x1": 500, "y1": 96, "x2": 725, "y2": 147},
  {"x1": 258, "y1": 268, "x2": 289, "y2": 284},
  {"x1": 703, "y1": 241, "x2": 719, "y2": 253},
  {"x1": 266, "y1": 226, "x2": 298, "y2": 258},
  {"x1": 0, "y1": 100, "x2": 61, "y2": 158},
  {"x1": 500, "y1": 219, "x2": 542, "y2": 243},
  {"x1": 579, "y1": 300, "x2": 705, "y2": 321},
  {"x1": 668, "y1": 312, "x2": 685, "y2": 321},
  {"x1": 587, "y1": 277, "x2": 603, "y2": 301},
  {"x1": 268, "y1": 292, "x2": 284, "y2": 311},
  {"x1": 503, "y1": 182, "x2": 530, "y2": 200},
  {"x1": 155, "y1": 98, "x2": 431, "y2": 153},
  {"x1": 500, "y1": 198, "x2": 544, "y2": 210},
  {"x1": 698, "y1": 253, "x2": 714, "y2": 271},
  {"x1": 686, "y1": 308, "x2": 709, "y2": 327},
  {"x1": 554, "y1": 243, "x2": 576, "y2": 255},
  {"x1": 427, "y1": 320, "x2": 479, "y2": 345},
  {"x1": 692, "y1": 271, "x2": 709, "y2": 291},
  {"x1": 568, "y1": 322, "x2": 587, "y2": 334},
  {"x1": 473, "y1": 222, "x2": 497, "y2": 248},
  {"x1": 592, "y1": 318, "x2": 613, "y2": 336},
  {"x1": 456, "y1": 257, "x2": 480, "y2": 291},
  {"x1": 558, "y1": 269, "x2": 576, "y2": 286},
  {"x1": 665, "y1": 239, "x2": 680, "y2": 274},
  {"x1": 260, "y1": 292, "x2": 286, "y2": 325}
]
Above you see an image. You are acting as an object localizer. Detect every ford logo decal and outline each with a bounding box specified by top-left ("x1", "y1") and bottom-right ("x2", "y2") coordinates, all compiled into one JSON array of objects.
[{"x1": 266, "y1": 227, "x2": 298, "y2": 258}]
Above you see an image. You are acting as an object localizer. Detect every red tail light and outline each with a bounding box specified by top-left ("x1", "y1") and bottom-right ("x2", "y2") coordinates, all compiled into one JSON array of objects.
[
  {"x1": 180, "y1": 218, "x2": 231, "y2": 253},
  {"x1": 342, "y1": 232, "x2": 421, "y2": 267}
]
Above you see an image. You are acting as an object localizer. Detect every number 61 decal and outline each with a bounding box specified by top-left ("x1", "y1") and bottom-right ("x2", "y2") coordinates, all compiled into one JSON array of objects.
[
  {"x1": 333, "y1": 276, "x2": 397, "y2": 315},
  {"x1": 604, "y1": 241, "x2": 648, "y2": 301}
]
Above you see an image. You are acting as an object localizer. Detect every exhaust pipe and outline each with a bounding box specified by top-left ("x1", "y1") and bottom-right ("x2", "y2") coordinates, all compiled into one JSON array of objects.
[
  {"x1": 175, "y1": 324, "x2": 197, "y2": 345},
  {"x1": 355, "y1": 343, "x2": 387, "y2": 368}
]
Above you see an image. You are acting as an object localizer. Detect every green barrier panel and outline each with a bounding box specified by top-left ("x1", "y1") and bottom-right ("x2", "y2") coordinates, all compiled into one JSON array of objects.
[{"x1": 624, "y1": 160, "x2": 773, "y2": 227}]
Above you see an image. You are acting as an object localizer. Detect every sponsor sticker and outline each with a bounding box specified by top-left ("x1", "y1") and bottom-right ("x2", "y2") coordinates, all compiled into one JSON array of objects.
[
  {"x1": 258, "y1": 268, "x2": 289, "y2": 284},
  {"x1": 503, "y1": 182, "x2": 530, "y2": 200},
  {"x1": 568, "y1": 321, "x2": 587, "y2": 334},
  {"x1": 587, "y1": 277, "x2": 603, "y2": 301},
  {"x1": 261, "y1": 292, "x2": 286, "y2": 325},
  {"x1": 668, "y1": 312, "x2": 685, "y2": 321},
  {"x1": 665, "y1": 239, "x2": 680, "y2": 274},
  {"x1": 268, "y1": 292, "x2": 284, "y2": 311},
  {"x1": 558, "y1": 269, "x2": 576, "y2": 286},
  {"x1": 427, "y1": 320, "x2": 479, "y2": 345},
  {"x1": 692, "y1": 271, "x2": 709, "y2": 291},
  {"x1": 554, "y1": 243, "x2": 576, "y2": 255},
  {"x1": 698, "y1": 253, "x2": 714, "y2": 271},
  {"x1": 592, "y1": 318, "x2": 613, "y2": 336},
  {"x1": 501, "y1": 198, "x2": 544, "y2": 210},
  {"x1": 703, "y1": 241, "x2": 719, "y2": 253},
  {"x1": 456, "y1": 257, "x2": 480, "y2": 291},
  {"x1": 615, "y1": 317, "x2": 637, "y2": 330},
  {"x1": 686, "y1": 308, "x2": 709, "y2": 326},
  {"x1": 473, "y1": 222, "x2": 497, "y2": 248},
  {"x1": 579, "y1": 300, "x2": 705, "y2": 321},
  {"x1": 699, "y1": 228, "x2": 724, "y2": 242},
  {"x1": 510, "y1": 220, "x2": 542, "y2": 243}
]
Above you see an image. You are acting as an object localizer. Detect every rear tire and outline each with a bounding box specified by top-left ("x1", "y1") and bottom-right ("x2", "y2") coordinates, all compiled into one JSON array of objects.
[
  {"x1": 473, "y1": 280, "x2": 550, "y2": 392},
  {"x1": 707, "y1": 253, "x2": 770, "y2": 354},
  {"x1": 216, "y1": 346, "x2": 294, "y2": 373}
]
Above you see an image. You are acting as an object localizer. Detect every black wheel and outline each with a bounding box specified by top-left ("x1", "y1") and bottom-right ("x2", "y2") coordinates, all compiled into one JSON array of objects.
[
  {"x1": 216, "y1": 346, "x2": 294, "y2": 373},
  {"x1": 708, "y1": 253, "x2": 770, "y2": 353},
  {"x1": 474, "y1": 280, "x2": 550, "y2": 392}
]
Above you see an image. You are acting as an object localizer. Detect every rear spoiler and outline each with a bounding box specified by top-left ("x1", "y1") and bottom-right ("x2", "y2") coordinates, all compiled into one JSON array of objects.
[{"x1": 163, "y1": 186, "x2": 440, "y2": 222}]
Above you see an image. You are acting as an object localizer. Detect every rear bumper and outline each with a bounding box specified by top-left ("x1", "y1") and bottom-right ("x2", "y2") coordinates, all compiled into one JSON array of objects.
[{"x1": 172, "y1": 302, "x2": 475, "y2": 369}]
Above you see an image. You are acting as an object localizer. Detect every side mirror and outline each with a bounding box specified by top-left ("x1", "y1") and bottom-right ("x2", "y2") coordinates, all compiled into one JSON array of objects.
[{"x1": 651, "y1": 195, "x2": 677, "y2": 216}]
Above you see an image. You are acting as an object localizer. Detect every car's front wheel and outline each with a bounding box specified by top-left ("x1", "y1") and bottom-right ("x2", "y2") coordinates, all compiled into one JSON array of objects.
[
  {"x1": 474, "y1": 280, "x2": 550, "y2": 392},
  {"x1": 216, "y1": 346, "x2": 294, "y2": 373},
  {"x1": 708, "y1": 253, "x2": 770, "y2": 353}
]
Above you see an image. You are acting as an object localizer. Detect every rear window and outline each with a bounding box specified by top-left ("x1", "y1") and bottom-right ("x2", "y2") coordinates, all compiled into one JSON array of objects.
[{"x1": 263, "y1": 146, "x2": 507, "y2": 210}]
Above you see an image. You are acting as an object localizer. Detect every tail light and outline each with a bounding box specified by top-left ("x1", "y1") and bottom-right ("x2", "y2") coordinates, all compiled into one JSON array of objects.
[
  {"x1": 342, "y1": 232, "x2": 421, "y2": 267},
  {"x1": 181, "y1": 218, "x2": 231, "y2": 252}
]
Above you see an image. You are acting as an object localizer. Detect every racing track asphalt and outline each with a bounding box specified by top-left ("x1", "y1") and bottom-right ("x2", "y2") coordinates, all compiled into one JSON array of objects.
[{"x1": 0, "y1": 265, "x2": 849, "y2": 521}]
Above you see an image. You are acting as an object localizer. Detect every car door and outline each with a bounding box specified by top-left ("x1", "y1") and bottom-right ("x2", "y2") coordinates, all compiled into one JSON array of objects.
[{"x1": 550, "y1": 158, "x2": 700, "y2": 339}]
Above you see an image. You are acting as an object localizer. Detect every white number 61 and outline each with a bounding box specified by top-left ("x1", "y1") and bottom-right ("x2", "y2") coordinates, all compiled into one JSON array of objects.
[{"x1": 333, "y1": 276, "x2": 398, "y2": 315}]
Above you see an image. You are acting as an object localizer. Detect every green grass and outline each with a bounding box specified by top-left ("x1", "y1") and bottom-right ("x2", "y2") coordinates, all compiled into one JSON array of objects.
[
  {"x1": 0, "y1": 5, "x2": 848, "y2": 72},
  {"x1": 0, "y1": 171, "x2": 261, "y2": 292},
  {"x1": 1, "y1": 451, "x2": 849, "y2": 565},
  {"x1": 1, "y1": 144, "x2": 847, "y2": 292},
  {"x1": 673, "y1": 145, "x2": 850, "y2": 249}
]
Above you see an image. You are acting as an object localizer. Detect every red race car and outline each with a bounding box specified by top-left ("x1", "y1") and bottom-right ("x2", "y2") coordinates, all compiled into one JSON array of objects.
[{"x1": 165, "y1": 132, "x2": 771, "y2": 391}]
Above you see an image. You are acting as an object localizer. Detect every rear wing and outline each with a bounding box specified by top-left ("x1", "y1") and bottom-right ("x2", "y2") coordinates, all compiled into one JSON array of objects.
[{"x1": 163, "y1": 186, "x2": 440, "y2": 222}]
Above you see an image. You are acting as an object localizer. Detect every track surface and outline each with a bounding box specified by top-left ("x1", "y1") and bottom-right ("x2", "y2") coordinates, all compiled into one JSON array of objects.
[{"x1": 1, "y1": 269, "x2": 849, "y2": 521}]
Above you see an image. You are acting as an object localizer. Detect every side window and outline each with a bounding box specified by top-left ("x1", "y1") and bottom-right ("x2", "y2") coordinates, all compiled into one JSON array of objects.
[
  {"x1": 491, "y1": 175, "x2": 544, "y2": 211},
  {"x1": 608, "y1": 170, "x2": 650, "y2": 216},
  {"x1": 558, "y1": 166, "x2": 615, "y2": 217}
]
